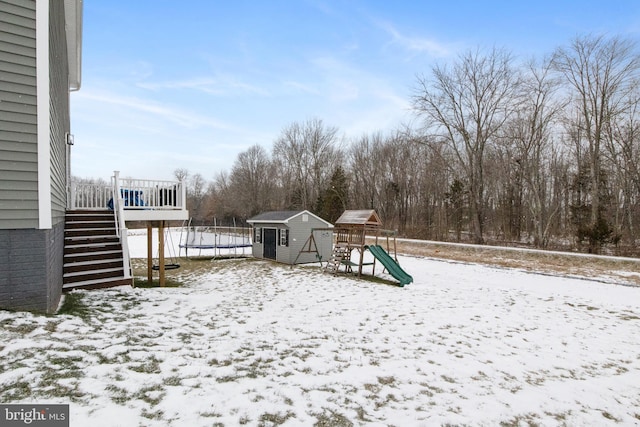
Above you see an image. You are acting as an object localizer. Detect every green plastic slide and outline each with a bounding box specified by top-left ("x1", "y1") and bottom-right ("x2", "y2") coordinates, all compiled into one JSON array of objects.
[{"x1": 365, "y1": 245, "x2": 413, "y2": 286}]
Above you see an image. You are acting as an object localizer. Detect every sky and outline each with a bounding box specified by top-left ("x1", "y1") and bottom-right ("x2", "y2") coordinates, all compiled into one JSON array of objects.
[{"x1": 70, "y1": 0, "x2": 640, "y2": 181}]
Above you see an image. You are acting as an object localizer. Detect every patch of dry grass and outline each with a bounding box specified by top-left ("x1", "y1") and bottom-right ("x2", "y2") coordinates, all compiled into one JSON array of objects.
[{"x1": 389, "y1": 239, "x2": 640, "y2": 286}]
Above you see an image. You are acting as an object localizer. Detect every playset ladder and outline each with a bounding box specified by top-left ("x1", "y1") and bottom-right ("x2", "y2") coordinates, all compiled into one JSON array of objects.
[{"x1": 325, "y1": 243, "x2": 351, "y2": 274}]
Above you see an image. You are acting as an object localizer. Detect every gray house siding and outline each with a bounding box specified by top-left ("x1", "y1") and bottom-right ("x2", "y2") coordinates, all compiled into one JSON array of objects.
[
  {"x1": 251, "y1": 231, "x2": 260, "y2": 258},
  {"x1": 48, "y1": 0, "x2": 69, "y2": 224},
  {"x1": 0, "y1": 0, "x2": 38, "y2": 229},
  {"x1": 275, "y1": 226, "x2": 291, "y2": 264},
  {"x1": 0, "y1": 0, "x2": 72, "y2": 313},
  {"x1": 286, "y1": 214, "x2": 332, "y2": 264}
]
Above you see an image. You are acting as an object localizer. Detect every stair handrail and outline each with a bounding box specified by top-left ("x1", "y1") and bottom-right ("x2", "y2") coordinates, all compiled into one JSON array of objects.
[{"x1": 112, "y1": 171, "x2": 132, "y2": 280}]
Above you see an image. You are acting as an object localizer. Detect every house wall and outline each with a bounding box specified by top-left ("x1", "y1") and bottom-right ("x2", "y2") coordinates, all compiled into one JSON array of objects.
[
  {"x1": 0, "y1": 0, "x2": 70, "y2": 313},
  {"x1": 0, "y1": 222, "x2": 63, "y2": 312},
  {"x1": 48, "y1": 0, "x2": 69, "y2": 224},
  {"x1": 0, "y1": 0, "x2": 39, "y2": 229}
]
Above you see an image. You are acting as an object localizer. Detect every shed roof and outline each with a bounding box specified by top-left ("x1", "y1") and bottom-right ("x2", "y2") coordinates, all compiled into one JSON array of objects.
[
  {"x1": 247, "y1": 210, "x2": 333, "y2": 227},
  {"x1": 334, "y1": 209, "x2": 382, "y2": 227}
]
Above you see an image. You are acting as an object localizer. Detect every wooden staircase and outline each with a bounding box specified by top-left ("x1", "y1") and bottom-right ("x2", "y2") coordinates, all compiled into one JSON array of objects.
[
  {"x1": 325, "y1": 243, "x2": 351, "y2": 274},
  {"x1": 63, "y1": 209, "x2": 133, "y2": 291}
]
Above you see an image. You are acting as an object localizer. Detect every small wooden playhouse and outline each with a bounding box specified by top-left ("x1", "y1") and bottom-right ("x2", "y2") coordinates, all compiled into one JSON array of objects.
[
  {"x1": 325, "y1": 209, "x2": 413, "y2": 286},
  {"x1": 247, "y1": 210, "x2": 333, "y2": 264},
  {"x1": 327, "y1": 209, "x2": 383, "y2": 275}
]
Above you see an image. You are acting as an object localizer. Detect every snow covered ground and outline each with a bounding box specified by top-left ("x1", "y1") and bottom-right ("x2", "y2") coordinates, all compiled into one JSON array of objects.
[{"x1": 0, "y1": 231, "x2": 639, "y2": 426}]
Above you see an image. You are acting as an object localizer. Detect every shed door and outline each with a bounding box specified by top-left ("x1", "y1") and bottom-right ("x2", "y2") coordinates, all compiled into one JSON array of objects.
[{"x1": 263, "y1": 228, "x2": 277, "y2": 260}]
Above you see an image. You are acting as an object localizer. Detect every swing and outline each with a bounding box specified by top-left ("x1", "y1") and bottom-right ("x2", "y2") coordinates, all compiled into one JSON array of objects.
[{"x1": 152, "y1": 226, "x2": 181, "y2": 270}]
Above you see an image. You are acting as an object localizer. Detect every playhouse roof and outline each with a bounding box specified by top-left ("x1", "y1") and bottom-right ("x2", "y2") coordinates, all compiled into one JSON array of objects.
[
  {"x1": 247, "y1": 210, "x2": 333, "y2": 227},
  {"x1": 334, "y1": 210, "x2": 382, "y2": 227}
]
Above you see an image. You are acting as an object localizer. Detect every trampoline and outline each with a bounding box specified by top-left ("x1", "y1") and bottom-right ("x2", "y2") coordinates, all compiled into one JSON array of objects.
[{"x1": 179, "y1": 218, "x2": 252, "y2": 259}]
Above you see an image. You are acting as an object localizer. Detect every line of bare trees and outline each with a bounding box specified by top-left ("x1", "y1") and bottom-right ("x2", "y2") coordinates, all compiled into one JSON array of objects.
[{"x1": 169, "y1": 34, "x2": 640, "y2": 255}]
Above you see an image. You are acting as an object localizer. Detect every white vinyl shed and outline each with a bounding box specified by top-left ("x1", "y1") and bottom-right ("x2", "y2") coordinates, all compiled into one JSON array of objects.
[{"x1": 247, "y1": 210, "x2": 333, "y2": 264}]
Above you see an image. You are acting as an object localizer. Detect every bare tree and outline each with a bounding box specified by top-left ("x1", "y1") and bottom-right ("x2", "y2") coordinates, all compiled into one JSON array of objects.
[
  {"x1": 210, "y1": 170, "x2": 232, "y2": 219},
  {"x1": 349, "y1": 128, "x2": 433, "y2": 236},
  {"x1": 188, "y1": 173, "x2": 208, "y2": 222},
  {"x1": 553, "y1": 34, "x2": 640, "y2": 250},
  {"x1": 228, "y1": 144, "x2": 275, "y2": 218},
  {"x1": 173, "y1": 168, "x2": 189, "y2": 183},
  {"x1": 604, "y1": 83, "x2": 640, "y2": 241},
  {"x1": 413, "y1": 47, "x2": 519, "y2": 243},
  {"x1": 272, "y1": 118, "x2": 342, "y2": 210},
  {"x1": 503, "y1": 57, "x2": 564, "y2": 247},
  {"x1": 348, "y1": 133, "x2": 385, "y2": 211},
  {"x1": 376, "y1": 129, "x2": 424, "y2": 234}
]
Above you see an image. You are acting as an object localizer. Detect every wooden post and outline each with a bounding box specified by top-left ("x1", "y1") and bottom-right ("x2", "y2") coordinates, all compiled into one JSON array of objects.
[
  {"x1": 147, "y1": 222, "x2": 153, "y2": 284},
  {"x1": 358, "y1": 228, "x2": 365, "y2": 276},
  {"x1": 371, "y1": 229, "x2": 377, "y2": 277},
  {"x1": 393, "y1": 233, "x2": 398, "y2": 262},
  {"x1": 158, "y1": 220, "x2": 165, "y2": 287}
]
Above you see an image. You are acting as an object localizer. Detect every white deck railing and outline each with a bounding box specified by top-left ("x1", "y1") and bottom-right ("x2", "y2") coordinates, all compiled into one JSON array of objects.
[
  {"x1": 70, "y1": 181, "x2": 113, "y2": 210},
  {"x1": 70, "y1": 172, "x2": 187, "y2": 212}
]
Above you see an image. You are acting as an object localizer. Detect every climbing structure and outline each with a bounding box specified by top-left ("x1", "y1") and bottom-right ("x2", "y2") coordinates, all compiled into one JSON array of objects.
[
  {"x1": 324, "y1": 209, "x2": 412, "y2": 286},
  {"x1": 325, "y1": 242, "x2": 351, "y2": 274},
  {"x1": 327, "y1": 209, "x2": 382, "y2": 276}
]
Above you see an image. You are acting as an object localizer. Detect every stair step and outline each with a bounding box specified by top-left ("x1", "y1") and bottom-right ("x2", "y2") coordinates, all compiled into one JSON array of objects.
[
  {"x1": 66, "y1": 211, "x2": 114, "y2": 217},
  {"x1": 64, "y1": 244, "x2": 122, "y2": 255},
  {"x1": 65, "y1": 228, "x2": 117, "y2": 236},
  {"x1": 66, "y1": 209, "x2": 112, "y2": 213},
  {"x1": 64, "y1": 259, "x2": 123, "y2": 274},
  {"x1": 63, "y1": 276, "x2": 133, "y2": 291},
  {"x1": 64, "y1": 250, "x2": 122, "y2": 262},
  {"x1": 63, "y1": 266, "x2": 123, "y2": 278},
  {"x1": 65, "y1": 217, "x2": 115, "y2": 224},
  {"x1": 65, "y1": 236, "x2": 120, "y2": 245},
  {"x1": 63, "y1": 269, "x2": 125, "y2": 285},
  {"x1": 66, "y1": 211, "x2": 113, "y2": 218},
  {"x1": 65, "y1": 220, "x2": 115, "y2": 229},
  {"x1": 64, "y1": 257, "x2": 123, "y2": 265},
  {"x1": 64, "y1": 241, "x2": 120, "y2": 248}
]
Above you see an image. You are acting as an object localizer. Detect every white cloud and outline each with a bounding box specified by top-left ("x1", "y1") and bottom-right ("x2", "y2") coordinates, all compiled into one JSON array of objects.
[
  {"x1": 376, "y1": 20, "x2": 452, "y2": 58},
  {"x1": 283, "y1": 80, "x2": 321, "y2": 95},
  {"x1": 137, "y1": 78, "x2": 224, "y2": 95},
  {"x1": 76, "y1": 90, "x2": 232, "y2": 130},
  {"x1": 137, "y1": 74, "x2": 271, "y2": 97}
]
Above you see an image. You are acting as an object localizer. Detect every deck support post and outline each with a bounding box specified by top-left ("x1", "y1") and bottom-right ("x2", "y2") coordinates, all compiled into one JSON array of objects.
[
  {"x1": 158, "y1": 221, "x2": 166, "y2": 287},
  {"x1": 147, "y1": 222, "x2": 153, "y2": 284}
]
